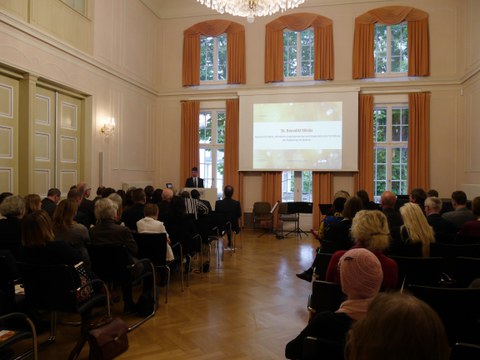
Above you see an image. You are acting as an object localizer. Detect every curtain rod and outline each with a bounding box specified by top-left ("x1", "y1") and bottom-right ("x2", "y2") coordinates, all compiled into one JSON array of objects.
[{"x1": 360, "y1": 88, "x2": 426, "y2": 95}]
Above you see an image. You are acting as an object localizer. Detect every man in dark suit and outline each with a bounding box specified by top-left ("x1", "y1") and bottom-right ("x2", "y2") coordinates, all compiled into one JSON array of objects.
[
  {"x1": 215, "y1": 185, "x2": 241, "y2": 249},
  {"x1": 185, "y1": 166, "x2": 204, "y2": 188},
  {"x1": 41, "y1": 188, "x2": 61, "y2": 218},
  {"x1": 425, "y1": 196, "x2": 457, "y2": 243},
  {"x1": 121, "y1": 188, "x2": 146, "y2": 231},
  {"x1": 380, "y1": 191, "x2": 403, "y2": 248}
]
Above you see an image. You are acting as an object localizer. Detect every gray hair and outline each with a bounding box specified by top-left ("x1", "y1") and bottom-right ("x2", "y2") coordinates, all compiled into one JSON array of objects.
[
  {"x1": 107, "y1": 193, "x2": 123, "y2": 209},
  {"x1": 0, "y1": 195, "x2": 25, "y2": 217},
  {"x1": 425, "y1": 196, "x2": 442, "y2": 212},
  {"x1": 94, "y1": 198, "x2": 118, "y2": 220}
]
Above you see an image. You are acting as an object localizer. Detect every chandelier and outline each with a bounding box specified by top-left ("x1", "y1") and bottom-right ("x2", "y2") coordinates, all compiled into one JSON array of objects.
[{"x1": 196, "y1": 0, "x2": 306, "y2": 23}]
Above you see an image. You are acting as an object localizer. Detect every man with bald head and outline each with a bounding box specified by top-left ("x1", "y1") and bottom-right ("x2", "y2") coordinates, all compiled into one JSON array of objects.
[
  {"x1": 380, "y1": 191, "x2": 403, "y2": 247},
  {"x1": 157, "y1": 188, "x2": 174, "y2": 222}
]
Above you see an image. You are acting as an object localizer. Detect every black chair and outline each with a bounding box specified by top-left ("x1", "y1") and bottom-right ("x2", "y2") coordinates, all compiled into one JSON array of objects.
[
  {"x1": 430, "y1": 242, "x2": 480, "y2": 258},
  {"x1": 0, "y1": 250, "x2": 19, "y2": 315},
  {"x1": 0, "y1": 312, "x2": 38, "y2": 360},
  {"x1": 133, "y1": 232, "x2": 183, "y2": 303},
  {"x1": 197, "y1": 212, "x2": 230, "y2": 266},
  {"x1": 455, "y1": 235, "x2": 480, "y2": 245},
  {"x1": 252, "y1": 202, "x2": 274, "y2": 237},
  {"x1": 453, "y1": 257, "x2": 480, "y2": 288},
  {"x1": 450, "y1": 342, "x2": 480, "y2": 360},
  {"x1": 312, "y1": 253, "x2": 334, "y2": 281},
  {"x1": 407, "y1": 284, "x2": 480, "y2": 344},
  {"x1": 278, "y1": 203, "x2": 300, "y2": 237},
  {"x1": 308, "y1": 280, "x2": 344, "y2": 314},
  {"x1": 86, "y1": 245, "x2": 156, "y2": 331},
  {"x1": 17, "y1": 262, "x2": 110, "y2": 357},
  {"x1": 302, "y1": 336, "x2": 344, "y2": 360},
  {"x1": 388, "y1": 256, "x2": 447, "y2": 288}
]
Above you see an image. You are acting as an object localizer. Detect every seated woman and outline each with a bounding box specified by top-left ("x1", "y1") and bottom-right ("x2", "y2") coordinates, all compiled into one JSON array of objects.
[
  {"x1": 20, "y1": 210, "x2": 82, "y2": 266},
  {"x1": 457, "y1": 196, "x2": 480, "y2": 243},
  {"x1": 325, "y1": 210, "x2": 398, "y2": 290},
  {"x1": 52, "y1": 199, "x2": 90, "y2": 262},
  {"x1": 345, "y1": 292, "x2": 450, "y2": 360},
  {"x1": 24, "y1": 194, "x2": 41, "y2": 215},
  {"x1": 388, "y1": 202, "x2": 434, "y2": 257},
  {"x1": 285, "y1": 248, "x2": 383, "y2": 360},
  {"x1": 312, "y1": 196, "x2": 346, "y2": 241},
  {"x1": 0, "y1": 195, "x2": 26, "y2": 257}
]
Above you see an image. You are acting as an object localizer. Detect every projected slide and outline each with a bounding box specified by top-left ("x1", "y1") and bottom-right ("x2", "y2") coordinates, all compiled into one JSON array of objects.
[{"x1": 253, "y1": 102, "x2": 342, "y2": 170}]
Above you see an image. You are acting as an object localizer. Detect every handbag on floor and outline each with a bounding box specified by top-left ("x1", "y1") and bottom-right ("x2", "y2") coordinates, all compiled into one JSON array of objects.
[{"x1": 88, "y1": 317, "x2": 129, "y2": 360}]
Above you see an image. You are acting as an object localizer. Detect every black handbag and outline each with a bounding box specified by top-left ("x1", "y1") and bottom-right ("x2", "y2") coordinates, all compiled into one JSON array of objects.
[{"x1": 88, "y1": 317, "x2": 129, "y2": 360}]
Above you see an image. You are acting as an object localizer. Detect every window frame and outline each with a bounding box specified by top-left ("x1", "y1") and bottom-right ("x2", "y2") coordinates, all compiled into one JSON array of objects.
[
  {"x1": 374, "y1": 22, "x2": 408, "y2": 78},
  {"x1": 283, "y1": 28, "x2": 314, "y2": 81},
  {"x1": 373, "y1": 97, "x2": 409, "y2": 202},
  {"x1": 282, "y1": 171, "x2": 312, "y2": 203},
  {"x1": 199, "y1": 102, "x2": 226, "y2": 197},
  {"x1": 200, "y1": 33, "x2": 228, "y2": 85}
]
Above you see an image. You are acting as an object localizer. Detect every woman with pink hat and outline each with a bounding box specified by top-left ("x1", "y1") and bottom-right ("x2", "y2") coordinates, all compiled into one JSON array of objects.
[{"x1": 285, "y1": 248, "x2": 383, "y2": 359}]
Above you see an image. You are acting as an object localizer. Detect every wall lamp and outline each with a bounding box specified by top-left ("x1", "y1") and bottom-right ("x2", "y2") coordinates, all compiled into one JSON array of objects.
[{"x1": 100, "y1": 117, "x2": 116, "y2": 137}]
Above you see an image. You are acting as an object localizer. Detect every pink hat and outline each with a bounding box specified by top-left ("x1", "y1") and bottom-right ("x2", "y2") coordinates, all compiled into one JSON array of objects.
[{"x1": 339, "y1": 248, "x2": 383, "y2": 299}]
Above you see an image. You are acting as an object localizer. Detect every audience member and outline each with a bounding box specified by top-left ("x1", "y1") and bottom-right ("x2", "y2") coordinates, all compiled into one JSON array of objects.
[
  {"x1": 191, "y1": 189, "x2": 212, "y2": 213},
  {"x1": 427, "y1": 189, "x2": 439, "y2": 198},
  {"x1": 345, "y1": 292, "x2": 450, "y2": 360},
  {"x1": 325, "y1": 210, "x2": 398, "y2": 290},
  {"x1": 312, "y1": 197, "x2": 346, "y2": 241},
  {"x1": 20, "y1": 210, "x2": 82, "y2": 266},
  {"x1": 24, "y1": 194, "x2": 41, "y2": 215},
  {"x1": 107, "y1": 193, "x2": 124, "y2": 223},
  {"x1": 0, "y1": 195, "x2": 25, "y2": 257},
  {"x1": 380, "y1": 191, "x2": 403, "y2": 244},
  {"x1": 356, "y1": 190, "x2": 380, "y2": 210},
  {"x1": 181, "y1": 190, "x2": 208, "y2": 219},
  {"x1": 41, "y1": 188, "x2": 61, "y2": 217},
  {"x1": 158, "y1": 188, "x2": 174, "y2": 222},
  {"x1": 442, "y1": 190, "x2": 475, "y2": 230},
  {"x1": 67, "y1": 188, "x2": 90, "y2": 228},
  {"x1": 457, "y1": 196, "x2": 480, "y2": 243},
  {"x1": 77, "y1": 182, "x2": 95, "y2": 226},
  {"x1": 296, "y1": 197, "x2": 363, "y2": 282},
  {"x1": 424, "y1": 196, "x2": 457, "y2": 242},
  {"x1": 121, "y1": 188, "x2": 146, "y2": 231},
  {"x1": 89, "y1": 198, "x2": 142, "y2": 313},
  {"x1": 409, "y1": 188, "x2": 427, "y2": 210},
  {"x1": 52, "y1": 199, "x2": 90, "y2": 261},
  {"x1": 137, "y1": 203, "x2": 174, "y2": 261},
  {"x1": 215, "y1": 185, "x2": 242, "y2": 249},
  {"x1": 388, "y1": 203, "x2": 434, "y2": 257},
  {"x1": 151, "y1": 189, "x2": 163, "y2": 204},
  {"x1": 144, "y1": 185, "x2": 155, "y2": 203},
  {"x1": 286, "y1": 248, "x2": 383, "y2": 360},
  {"x1": 93, "y1": 186, "x2": 105, "y2": 203},
  {"x1": 0, "y1": 192, "x2": 12, "y2": 220}
]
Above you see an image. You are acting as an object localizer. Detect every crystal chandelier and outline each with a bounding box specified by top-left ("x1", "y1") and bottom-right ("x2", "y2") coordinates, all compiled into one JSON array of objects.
[{"x1": 196, "y1": 0, "x2": 306, "y2": 23}]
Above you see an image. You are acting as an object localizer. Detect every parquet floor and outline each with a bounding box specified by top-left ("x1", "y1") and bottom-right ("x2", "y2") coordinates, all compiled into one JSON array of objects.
[{"x1": 36, "y1": 230, "x2": 317, "y2": 359}]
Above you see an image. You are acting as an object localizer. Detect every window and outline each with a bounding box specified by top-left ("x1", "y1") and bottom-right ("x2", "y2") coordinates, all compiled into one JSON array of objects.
[
  {"x1": 200, "y1": 34, "x2": 227, "y2": 82},
  {"x1": 374, "y1": 22, "x2": 408, "y2": 75},
  {"x1": 283, "y1": 29, "x2": 314, "y2": 79},
  {"x1": 199, "y1": 110, "x2": 225, "y2": 196},
  {"x1": 373, "y1": 105, "x2": 408, "y2": 201},
  {"x1": 282, "y1": 171, "x2": 312, "y2": 202},
  {"x1": 62, "y1": 0, "x2": 87, "y2": 15}
]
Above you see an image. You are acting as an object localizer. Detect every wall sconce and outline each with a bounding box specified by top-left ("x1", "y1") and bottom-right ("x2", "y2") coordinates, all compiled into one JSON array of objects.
[{"x1": 100, "y1": 117, "x2": 116, "y2": 138}]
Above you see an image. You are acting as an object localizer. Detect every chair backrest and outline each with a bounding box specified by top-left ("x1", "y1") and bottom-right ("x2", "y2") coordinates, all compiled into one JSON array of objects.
[
  {"x1": 87, "y1": 245, "x2": 133, "y2": 284},
  {"x1": 253, "y1": 202, "x2": 271, "y2": 215},
  {"x1": 453, "y1": 257, "x2": 480, "y2": 288},
  {"x1": 450, "y1": 342, "x2": 480, "y2": 360},
  {"x1": 388, "y1": 256, "x2": 446, "y2": 287},
  {"x1": 430, "y1": 243, "x2": 480, "y2": 259},
  {"x1": 302, "y1": 336, "x2": 344, "y2": 360},
  {"x1": 309, "y1": 280, "x2": 344, "y2": 313},
  {"x1": 313, "y1": 253, "x2": 334, "y2": 281},
  {"x1": 407, "y1": 284, "x2": 480, "y2": 344},
  {"x1": 133, "y1": 232, "x2": 167, "y2": 267},
  {"x1": 455, "y1": 235, "x2": 480, "y2": 245},
  {"x1": 17, "y1": 262, "x2": 79, "y2": 312}
]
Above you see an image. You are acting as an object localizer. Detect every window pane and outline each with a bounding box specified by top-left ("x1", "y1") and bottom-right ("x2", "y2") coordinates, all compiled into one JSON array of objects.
[
  {"x1": 199, "y1": 112, "x2": 212, "y2": 144},
  {"x1": 199, "y1": 148, "x2": 212, "y2": 184},
  {"x1": 374, "y1": 24, "x2": 387, "y2": 73},
  {"x1": 282, "y1": 171, "x2": 294, "y2": 202},
  {"x1": 217, "y1": 34, "x2": 227, "y2": 81},
  {"x1": 217, "y1": 112, "x2": 225, "y2": 144},
  {"x1": 390, "y1": 23, "x2": 408, "y2": 73},
  {"x1": 374, "y1": 109, "x2": 387, "y2": 142},
  {"x1": 302, "y1": 171, "x2": 312, "y2": 202}
]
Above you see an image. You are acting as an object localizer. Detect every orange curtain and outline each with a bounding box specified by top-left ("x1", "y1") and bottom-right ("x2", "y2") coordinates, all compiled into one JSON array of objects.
[
  {"x1": 265, "y1": 13, "x2": 334, "y2": 82},
  {"x1": 224, "y1": 99, "x2": 240, "y2": 193},
  {"x1": 352, "y1": 6, "x2": 429, "y2": 79},
  {"x1": 312, "y1": 172, "x2": 333, "y2": 229},
  {"x1": 183, "y1": 20, "x2": 246, "y2": 86},
  {"x1": 180, "y1": 101, "x2": 200, "y2": 186},
  {"x1": 355, "y1": 95, "x2": 374, "y2": 196},
  {"x1": 408, "y1": 92, "x2": 430, "y2": 191},
  {"x1": 262, "y1": 172, "x2": 282, "y2": 228}
]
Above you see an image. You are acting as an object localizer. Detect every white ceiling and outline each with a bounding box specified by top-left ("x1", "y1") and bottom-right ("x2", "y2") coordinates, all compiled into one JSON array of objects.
[{"x1": 140, "y1": 0, "x2": 395, "y2": 19}]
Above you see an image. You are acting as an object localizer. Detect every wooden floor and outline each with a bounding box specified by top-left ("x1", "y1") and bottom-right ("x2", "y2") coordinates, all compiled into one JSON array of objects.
[{"x1": 36, "y1": 230, "x2": 317, "y2": 359}]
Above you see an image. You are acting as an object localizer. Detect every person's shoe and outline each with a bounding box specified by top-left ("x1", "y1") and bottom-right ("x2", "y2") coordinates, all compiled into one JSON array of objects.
[{"x1": 296, "y1": 269, "x2": 313, "y2": 282}]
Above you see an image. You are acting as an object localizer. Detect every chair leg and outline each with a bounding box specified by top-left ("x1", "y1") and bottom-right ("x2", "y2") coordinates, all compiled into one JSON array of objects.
[
  {"x1": 128, "y1": 263, "x2": 157, "y2": 332},
  {"x1": 164, "y1": 266, "x2": 170, "y2": 304}
]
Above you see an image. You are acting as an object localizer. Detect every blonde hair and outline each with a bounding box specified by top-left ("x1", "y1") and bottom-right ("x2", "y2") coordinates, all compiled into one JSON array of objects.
[
  {"x1": 400, "y1": 203, "x2": 435, "y2": 257},
  {"x1": 351, "y1": 210, "x2": 390, "y2": 252},
  {"x1": 345, "y1": 292, "x2": 450, "y2": 360}
]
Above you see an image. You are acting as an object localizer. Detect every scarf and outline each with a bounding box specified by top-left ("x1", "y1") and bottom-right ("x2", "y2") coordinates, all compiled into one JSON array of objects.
[{"x1": 335, "y1": 298, "x2": 373, "y2": 321}]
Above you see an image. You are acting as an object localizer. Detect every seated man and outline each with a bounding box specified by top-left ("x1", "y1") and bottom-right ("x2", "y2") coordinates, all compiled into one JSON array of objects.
[
  {"x1": 424, "y1": 196, "x2": 457, "y2": 242},
  {"x1": 121, "y1": 188, "x2": 146, "y2": 231},
  {"x1": 215, "y1": 185, "x2": 241, "y2": 249},
  {"x1": 442, "y1": 190, "x2": 475, "y2": 231}
]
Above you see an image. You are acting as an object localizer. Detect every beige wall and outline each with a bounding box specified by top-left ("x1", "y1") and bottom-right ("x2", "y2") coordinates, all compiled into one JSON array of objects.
[{"x1": 0, "y1": 0, "x2": 479, "y2": 207}]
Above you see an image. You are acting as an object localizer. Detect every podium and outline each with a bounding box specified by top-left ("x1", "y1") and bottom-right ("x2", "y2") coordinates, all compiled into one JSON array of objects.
[{"x1": 183, "y1": 188, "x2": 218, "y2": 210}]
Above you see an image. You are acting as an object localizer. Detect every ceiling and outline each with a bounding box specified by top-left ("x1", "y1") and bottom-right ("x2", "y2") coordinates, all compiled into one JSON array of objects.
[{"x1": 140, "y1": 0, "x2": 394, "y2": 19}]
